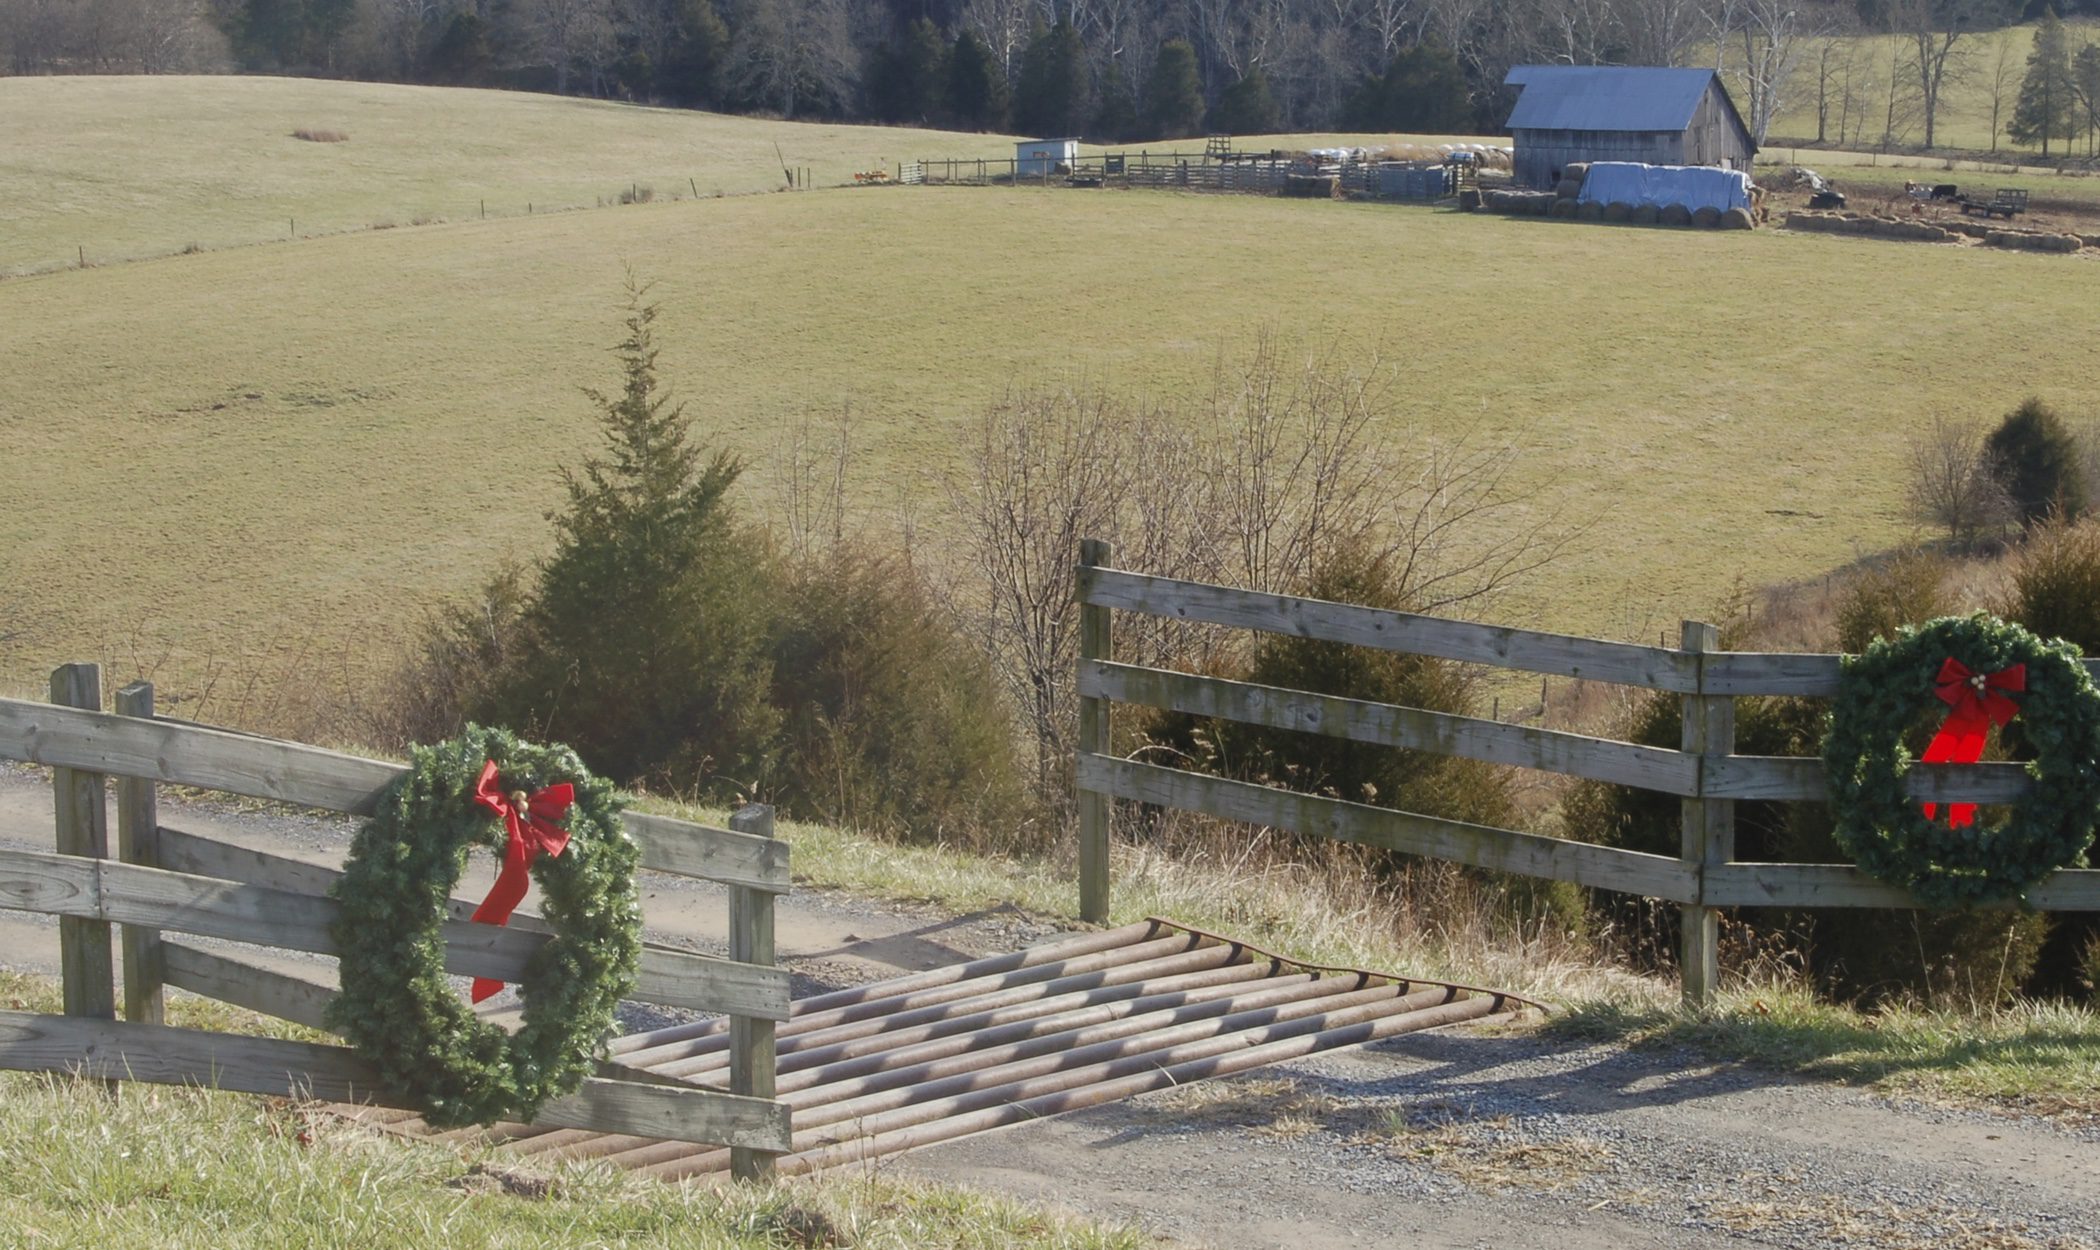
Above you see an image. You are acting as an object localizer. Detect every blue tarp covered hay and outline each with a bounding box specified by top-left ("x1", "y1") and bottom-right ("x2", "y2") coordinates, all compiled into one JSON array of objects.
[{"x1": 1576, "y1": 162, "x2": 1751, "y2": 213}]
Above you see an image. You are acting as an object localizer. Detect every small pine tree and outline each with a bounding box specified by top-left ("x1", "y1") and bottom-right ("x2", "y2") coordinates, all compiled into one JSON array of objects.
[
  {"x1": 1209, "y1": 69, "x2": 1279, "y2": 135},
  {"x1": 1346, "y1": 44, "x2": 1472, "y2": 132},
  {"x1": 1986, "y1": 396, "x2": 2085, "y2": 529},
  {"x1": 474, "y1": 275, "x2": 780, "y2": 796},
  {"x1": 948, "y1": 28, "x2": 1009, "y2": 130},
  {"x1": 2011, "y1": 9, "x2": 2077, "y2": 156},
  {"x1": 1142, "y1": 40, "x2": 1205, "y2": 139},
  {"x1": 659, "y1": 0, "x2": 728, "y2": 108},
  {"x1": 865, "y1": 17, "x2": 948, "y2": 123},
  {"x1": 1091, "y1": 58, "x2": 1138, "y2": 142}
]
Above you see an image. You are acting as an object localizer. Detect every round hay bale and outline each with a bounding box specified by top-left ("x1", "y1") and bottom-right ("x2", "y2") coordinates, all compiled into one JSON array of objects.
[
  {"x1": 1550, "y1": 197, "x2": 1578, "y2": 219},
  {"x1": 1485, "y1": 190, "x2": 1510, "y2": 212},
  {"x1": 1577, "y1": 200, "x2": 1605, "y2": 221},
  {"x1": 1691, "y1": 206, "x2": 1721, "y2": 229},
  {"x1": 1630, "y1": 203, "x2": 1659, "y2": 225},
  {"x1": 1603, "y1": 201, "x2": 1632, "y2": 222},
  {"x1": 1721, "y1": 206, "x2": 1755, "y2": 230},
  {"x1": 1554, "y1": 178, "x2": 1582, "y2": 199},
  {"x1": 1533, "y1": 194, "x2": 1556, "y2": 216},
  {"x1": 1659, "y1": 204, "x2": 1692, "y2": 227},
  {"x1": 1561, "y1": 162, "x2": 1589, "y2": 183}
]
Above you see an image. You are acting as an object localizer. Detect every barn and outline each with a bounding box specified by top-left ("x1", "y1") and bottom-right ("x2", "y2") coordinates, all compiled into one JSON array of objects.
[{"x1": 1502, "y1": 66, "x2": 1756, "y2": 191}]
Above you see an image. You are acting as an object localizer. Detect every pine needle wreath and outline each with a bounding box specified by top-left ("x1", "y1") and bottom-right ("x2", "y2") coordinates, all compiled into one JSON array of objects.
[
  {"x1": 1823, "y1": 614, "x2": 2100, "y2": 906},
  {"x1": 326, "y1": 725, "x2": 641, "y2": 1128}
]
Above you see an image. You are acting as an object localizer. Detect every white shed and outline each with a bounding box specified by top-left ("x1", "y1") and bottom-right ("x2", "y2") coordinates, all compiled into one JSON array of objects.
[{"x1": 1016, "y1": 138, "x2": 1079, "y2": 177}]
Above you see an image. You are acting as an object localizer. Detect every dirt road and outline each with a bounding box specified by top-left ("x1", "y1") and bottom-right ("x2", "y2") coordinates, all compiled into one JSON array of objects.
[{"x1": 3, "y1": 768, "x2": 2095, "y2": 1249}]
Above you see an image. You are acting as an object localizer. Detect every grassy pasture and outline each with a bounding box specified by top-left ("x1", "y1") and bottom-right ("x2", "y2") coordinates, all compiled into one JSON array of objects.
[
  {"x1": 1762, "y1": 19, "x2": 2100, "y2": 156},
  {"x1": 5, "y1": 168, "x2": 2100, "y2": 705},
  {"x1": 0, "y1": 75, "x2": 1024, "y2": 276}
]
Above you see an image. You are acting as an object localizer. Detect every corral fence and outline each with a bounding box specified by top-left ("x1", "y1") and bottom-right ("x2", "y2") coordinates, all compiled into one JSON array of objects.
[
  {"x1": 911, "y1": 154, "x2": 1459, "y2": 201},
  {"x1": 0, "y1": 665, "x2": 792, "y2": 1178},
  {"x1": 1071, "y1": 542, "x2": 2100, "y2": 1005}
]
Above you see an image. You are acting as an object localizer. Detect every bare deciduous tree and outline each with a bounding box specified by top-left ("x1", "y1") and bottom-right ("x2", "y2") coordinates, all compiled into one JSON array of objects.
[{"x1": 1906, "y1": 415, "x2": 2013, "y2": 550}]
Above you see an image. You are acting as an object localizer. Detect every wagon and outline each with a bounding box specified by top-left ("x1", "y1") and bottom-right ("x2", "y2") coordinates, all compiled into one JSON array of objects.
[{"x1": 1959, "y1": 188, "x2": 2027, "y2": 219}]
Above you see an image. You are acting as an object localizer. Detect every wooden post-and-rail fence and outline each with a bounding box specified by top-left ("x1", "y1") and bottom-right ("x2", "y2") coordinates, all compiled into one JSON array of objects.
[
  {"x1": 0, "y1": 667, "x2": 792, "y2": 1177},
  {"x1": 1071, "y1": 542, "x2": 2100, "y2": 1006}
]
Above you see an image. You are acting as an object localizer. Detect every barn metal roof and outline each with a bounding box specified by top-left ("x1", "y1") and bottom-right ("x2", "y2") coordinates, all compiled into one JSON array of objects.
[{"x1": 1503, "y1": 65, "x2": 1723, "y2": 133}]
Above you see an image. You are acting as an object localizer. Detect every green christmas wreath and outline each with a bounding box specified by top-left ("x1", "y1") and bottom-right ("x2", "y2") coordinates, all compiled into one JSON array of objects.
[
  {"x1": 1823, "y1": 614, "x2": 2100, "y2": 906},
  {"x1": 325, "y1": 725, "x2": 641, "y2": 1128}
]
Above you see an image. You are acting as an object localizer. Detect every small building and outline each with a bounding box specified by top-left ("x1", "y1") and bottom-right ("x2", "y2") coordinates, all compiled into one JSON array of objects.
[
  {"x1": 1016, "y1": 138, "x2": 1079, "y2": 178},
  {"x1": 1502, "y1": 66, "x2": 1756, "y2": 191}
]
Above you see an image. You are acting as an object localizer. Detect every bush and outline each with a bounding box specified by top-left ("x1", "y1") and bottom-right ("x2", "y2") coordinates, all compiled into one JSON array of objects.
[
  {"x1": 2003, "y1": 517, "x2": 2100, "y2": 653},
  {"x1": 1833, "y1": 547, "x2": 1956, "y2": 653},
  {"x1": 1986, "y1": 397, "x2": 2085, "y2": 530},
  {"x1": 1903, "y1": 416, "x2": 2011, "y2": 551},
  {"x1": 769, "y1": 545, "x2": 1034, "y2": 849}
]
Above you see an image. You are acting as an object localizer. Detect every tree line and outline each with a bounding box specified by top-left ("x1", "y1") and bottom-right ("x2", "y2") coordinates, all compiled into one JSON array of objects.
[{"x1": 5, "y1": 0, "x2": 2098, "y2": 151}]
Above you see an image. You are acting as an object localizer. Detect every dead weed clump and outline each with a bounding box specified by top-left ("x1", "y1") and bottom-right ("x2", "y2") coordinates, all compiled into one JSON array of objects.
[{"x1": 291, "y1": 128, "x2": 350, "y2": 143}]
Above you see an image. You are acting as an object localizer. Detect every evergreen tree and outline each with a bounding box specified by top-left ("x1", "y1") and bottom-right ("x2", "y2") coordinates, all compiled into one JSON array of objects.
[
  {"x1": 1346, "y1": 44, "x2": 1473, "y2": 132},
  {"x1": 947, "y1": 28, "x2": 1008, "y2": 130},
  {"x1": 659, "y1": 0, "x2": 728, "y2": 107},
  {"x1": 1986, "y1": 396, "x2": 2085, "y2": 528},
  {"x1": 2011, "y1": 9, "x2": 2077, "y2": 155},
  {"x1": 477, "y1": 276, "x2": 780, "y2": 797},
  {"x1": 425, "y1": 13, "x2": 493, "y2": 85},
  {"x1": 2075, "y1": 43, "x2": 2100, "y2": 156},
  {"x1": 1142, "y1": 39, "x2": 1204, "y2": 138},
  {"x1": 1013, "y1": 20, "x2": 1089, "y2": 137},
  {"x1": 866, "y1": 17, "x2": 948, "y2": 122},
  {"x1": 1209, "y1": 69, "x2": 1279, "y2": 135},
  {"x1": 1091, "y1": 58, "x2": 1137, "y2": 141}
]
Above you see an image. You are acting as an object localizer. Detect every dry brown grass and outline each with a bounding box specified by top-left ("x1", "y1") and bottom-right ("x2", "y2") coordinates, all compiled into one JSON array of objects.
[
  {"x1": 1364, "y1": 1098, "x2": 1616, "y2": 1193},
  {"x1": 1704, "y1": 1189, "x2": 2092, "y2": 1249}
]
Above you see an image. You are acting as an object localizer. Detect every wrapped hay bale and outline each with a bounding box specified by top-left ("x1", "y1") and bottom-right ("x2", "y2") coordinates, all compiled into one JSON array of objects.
[
  {"x1": 1630, "y1": 204, "x2": 1659, "y2": 225},
  {"x1": 1722, "y1": 207, "x2": 1754, "y2": 230},
  {"x1": 1283, "y1": 173, "x2": 1338, "y2": 198},
  {"x1": 1551, "y1": 197, "x2": 1578, "y2": 218},
  {"x1": 1603, "y1": 201, "x2": 1632, "y2": 222},
  {"x1": 1691, "y1": 206, "x2": 1721, "y2": 228},
  {"x1": 1554, "y1": 178, "x2": 1582, "y2": 199},
  {"x1": 1458, "y1": 188, "x2": 1483, "y2": 211},
  {"x1": 1577, "y1": 200, "x2": 1605, "y2": 221},
  {"x1": 1560, "y1": 162, "x2": 1589, "y2": 183},
  {"x1": 1660, "y1": 204, "x2": 1693, "y2": 226},
  {"x1": 1534, "y1": 193, "x2": 1556, "y2": 216}
]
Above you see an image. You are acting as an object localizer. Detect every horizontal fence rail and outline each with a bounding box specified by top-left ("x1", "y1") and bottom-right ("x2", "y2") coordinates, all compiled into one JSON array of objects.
[
  {"x1": 1072, "y1": 549, "x2": 2100, "y2": 1003},
  {"x1": 0, "y1": 676, "x2": 794, "y2": 1168}
]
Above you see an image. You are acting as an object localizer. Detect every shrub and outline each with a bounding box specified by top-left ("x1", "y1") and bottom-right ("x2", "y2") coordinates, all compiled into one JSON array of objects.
[
  {"x1": 1903, "y1": 416, "x2": 2011, "y2": 551},
  {"x1": 2003, "y1": 517, "x2": 2100, "y2": 653},
  {"x1": 769, "y1": 545, "x2": 1034, "y2": 849},
  {"x1": 1833, "y1": 547, "x2": 1956, "y2": 653},
  {"x1": 1986, "y1": 397, "x2": 2084, "y2": 530}
]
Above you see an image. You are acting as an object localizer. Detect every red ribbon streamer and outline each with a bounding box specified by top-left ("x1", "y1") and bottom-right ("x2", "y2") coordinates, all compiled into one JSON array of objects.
[
  {"x1": 1920, "y1": 658, "x2": 2024, "y2": 829},
  {"x1": 467, "y1": 760, "x2": 574, "y2": 1003}
]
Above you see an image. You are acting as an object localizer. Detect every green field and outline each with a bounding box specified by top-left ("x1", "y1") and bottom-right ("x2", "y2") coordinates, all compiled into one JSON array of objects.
[{"x1": 4, "y1": 79, "x2": 2100, "y2": 708}]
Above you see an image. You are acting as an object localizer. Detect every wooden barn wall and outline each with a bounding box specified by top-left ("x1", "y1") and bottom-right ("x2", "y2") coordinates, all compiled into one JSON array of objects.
[
  {"x1": 1685, "y1": 84, "x2": 1757, "y2": 168},
  {"x1": 1512, "y1": 130, "x2": 1679, "y2": 189}
]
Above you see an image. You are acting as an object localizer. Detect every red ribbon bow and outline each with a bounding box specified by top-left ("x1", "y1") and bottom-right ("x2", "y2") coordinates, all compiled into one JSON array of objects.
[
  {"x1": 467, "y1": 760, "x2": 574, "y2": 1003},
  {"x1": 1920, "y1": 658, "x2": 2025, "y2": 829}
]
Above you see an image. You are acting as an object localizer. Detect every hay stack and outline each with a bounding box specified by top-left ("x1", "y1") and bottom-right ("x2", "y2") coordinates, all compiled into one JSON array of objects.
[
  {"x1": 1721, "y1": 207, "x2": 1754, "y2": 230},
  {"x1": 1987, "y1": 230, "x2": 2082, "y2": 253},
  {"x1": 1691, "y1": 206, "x2": 1721, "y2": 229},
  {"x1": 1660, "y1": 204, "x2": 1692, "y2": 226},
  {"x1": 1533, "y1": 194, "x2": 1555, "y2": 216},
  {"x1": 1554, "y1": 178, "x2": 1582, "y2": 199},
  {"x1": 1561, "y1": 162, "x2": 1589, "y2": 183},
  {"x1": 1551, "y1": 197, "x2": 1578, "y2": 219},
  {"x1": 1577, "y1": 200, "x2": 1604, "y2": 221}
]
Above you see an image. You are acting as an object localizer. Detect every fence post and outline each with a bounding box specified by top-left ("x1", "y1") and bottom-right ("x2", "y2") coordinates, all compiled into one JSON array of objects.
[
  {"x1": 1077, "y1": 539, "x2": 1114, "y2": 924},
  {"x1": 50, "y1": 663, "x2": 115, "y2": 1021},
  {"x1": 116, "y1": 681, "x2": 165, "y2": 1025},
  {"x1": 727, "y1": 802, "x2": 779, "y2": 1181},
  {"x1": 1678, "y1": 621, "x2": 1734, "y2": 1008}
]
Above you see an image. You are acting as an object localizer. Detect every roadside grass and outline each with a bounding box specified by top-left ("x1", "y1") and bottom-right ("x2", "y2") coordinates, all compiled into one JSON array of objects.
[
  {"x1": 10, "y1": 181, "x2": 2100, "y2": 716},
  {"x1": 0, "y1": 972, "x2": 1150, "y2": 1250},
  {"x1": 1553, "y1": 986, "x2": 2100, "y2": 1124}
]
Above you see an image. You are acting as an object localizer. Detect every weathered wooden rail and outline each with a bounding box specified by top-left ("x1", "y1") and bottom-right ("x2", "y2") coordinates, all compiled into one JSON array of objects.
[
  {"x1": 0, "y1": 665, "x2": 792, "y2": 1177},
  {"x1": 1073, "y1": 542, "x2": 2100, "y2": 1004}
]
